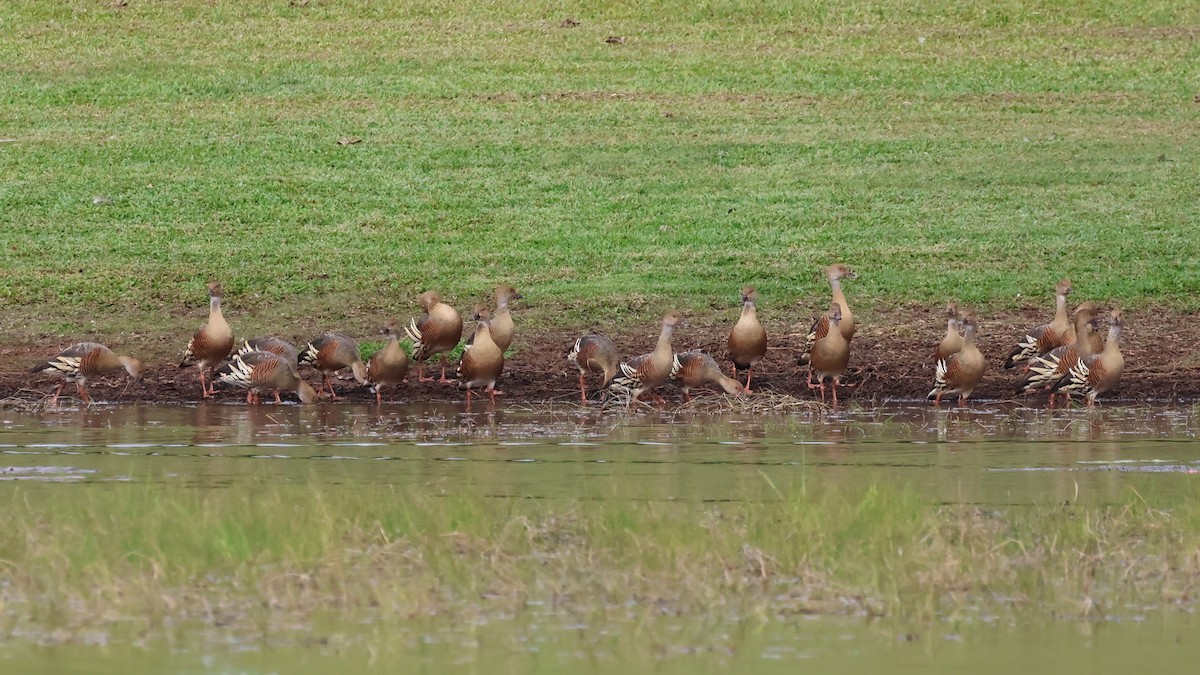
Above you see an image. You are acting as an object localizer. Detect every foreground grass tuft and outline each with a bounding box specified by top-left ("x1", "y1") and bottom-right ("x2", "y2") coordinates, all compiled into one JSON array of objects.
[{"x1": 2, "y1": 480, "x2": 1199, "y2": 642}]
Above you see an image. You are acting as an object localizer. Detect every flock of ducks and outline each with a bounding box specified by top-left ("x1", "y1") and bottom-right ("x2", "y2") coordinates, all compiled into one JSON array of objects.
[{"x1": 28, "y1": 266, "x2": 1126, "y2": 408}]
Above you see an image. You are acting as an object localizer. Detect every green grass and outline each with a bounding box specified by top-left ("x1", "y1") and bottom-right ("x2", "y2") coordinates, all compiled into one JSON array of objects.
[
  {"x1": 3, "y1": 479, "x2": 1200, "y2": 643},
  {"x1": 1, "y1": 0, "x2": 1198, "y2": 344}
]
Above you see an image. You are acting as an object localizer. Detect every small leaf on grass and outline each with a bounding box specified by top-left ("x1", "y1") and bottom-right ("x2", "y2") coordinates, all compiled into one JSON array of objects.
[
  {"x1": 605, "y1": 36, "x2": 625, "y2": 44},
  {"x1": 337, "y1": 136, "x2": 362, "y2": 146},
  {"x1": 560, "y1": 18, "x2": 580, "y2": 28},
  {"x1": 92, "y1": 196, "x2": 113, "y2": 205}
]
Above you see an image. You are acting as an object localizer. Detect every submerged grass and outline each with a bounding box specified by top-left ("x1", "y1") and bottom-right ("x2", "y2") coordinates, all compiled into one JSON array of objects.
[
  {"x1": 3, "y1": 480, "x2": 1200, "y2": 643},
  {"x1": 1, "y1": 0, "x2": 1199, "y2": 343}
]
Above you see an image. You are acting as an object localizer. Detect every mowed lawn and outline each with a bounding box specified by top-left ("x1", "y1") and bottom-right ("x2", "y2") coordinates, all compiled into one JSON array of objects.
[{"x1": 1, "y1": 1, "x2": 1197, "y2": 342}]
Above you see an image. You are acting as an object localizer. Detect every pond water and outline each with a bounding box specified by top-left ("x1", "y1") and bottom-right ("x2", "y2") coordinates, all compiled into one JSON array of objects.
[{"x1": 1, "y1": 401, "x2": 1198, "y2": 672}]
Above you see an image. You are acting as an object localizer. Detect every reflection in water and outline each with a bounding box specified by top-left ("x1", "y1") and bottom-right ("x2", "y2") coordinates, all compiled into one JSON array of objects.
[{"x1": 0, "y1": 402, "x2": 1197, "y2": 506}]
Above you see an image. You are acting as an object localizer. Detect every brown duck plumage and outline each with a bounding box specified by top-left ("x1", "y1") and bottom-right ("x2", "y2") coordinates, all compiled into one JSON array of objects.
[
  {"x1": 405, "y1": 291, "x2": 463, "y2": 382},
  {"x1": 798, "y1": 264, "x2": 857, "y2": 365},
  {"x1": 367, "y1": 321, "x2": 410, "y2": 403},
  {"x1": 928, "y1": 315, "x2": 985, "y2": 406},
  {"x1": 727, "y1": 286, "x2": 767, "y2": 393},
  {"x1": 179, "y1": 281, "x2": 235, "y2": 398},
  {"x1": 567, "y1": 334, "x2": 620, "y2": 404},
  {"x1": 216, "y1": 350, "x2": 318, "y2": 404},
  {"x1": 457, "y1": 306, "x2": 504, "y2": 405},
  {"x1": 934, "y1": 302, "x2": 964, "y2": 361},
  {"x1": 608, "y1": 311, "x2": 684, "y2": 405},
  {"x1": 1052, "y1": 309, "x2": 1125, "y2": 407},
  {"x1": 237, "y1": 336, "x2": 299, "y2": 366},
  {"x1": 489, "y1": 285, "x2": 522, "y2": 352},
  {"x1": 32, "y1": 342, "x2": 143, "y2": 405},
  {"x1": 1018, "y1": 302, "x2": 1100, "y2": 404},
  {"x1": 807, "y1": 302, "x2": 850, "y2": 405},
  {"x1": 1004, "y1": 278, "x2": 1073, "y2": 369},
  {"x1": 298, "y1": 333, "x2": 368, "y2": 399},
  {"x1": 671, "y1": 351, "x2": 745, "y2": 401}
]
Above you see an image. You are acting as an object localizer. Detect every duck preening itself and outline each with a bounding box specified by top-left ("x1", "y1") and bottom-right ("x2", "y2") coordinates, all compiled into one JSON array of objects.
[
  {"x1": 405, "y1": 291, "x2": 464, "y2": 383},
  {"x1": 928, "y1": 312, "x2": 985, "y2": 407}
]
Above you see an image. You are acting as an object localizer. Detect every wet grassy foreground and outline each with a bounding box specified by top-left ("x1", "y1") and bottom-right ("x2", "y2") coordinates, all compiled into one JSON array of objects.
[
  {"x1": 3, "y1": 401, "x2": 1200, "y2": 670},
  {"x1": 4, "y1": 477, "x2": 1200, "y2": 648}
]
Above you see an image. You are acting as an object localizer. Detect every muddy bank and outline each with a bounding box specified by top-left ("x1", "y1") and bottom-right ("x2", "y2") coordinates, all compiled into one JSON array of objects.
[{"x1": 2, "y1": 309, "x2": 1197, "y2": 406}]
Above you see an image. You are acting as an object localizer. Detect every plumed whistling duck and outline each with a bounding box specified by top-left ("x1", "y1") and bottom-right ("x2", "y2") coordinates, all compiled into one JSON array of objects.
[
  {"x1": 928, "y1": 312, "x2": 985, "y2": 406},
  {"x1": 799, "y1": 264, "x2": 858, "y2": 366},
  {"x1": 727, "y1": 286, "x2": 767, "y2": 393},
  {"x1": 608, "y1": 311, "x2": 684, "y2": 405},
  {"x1": 215, "y1": 350, "x2": 318, "y2": 404},
  {"x1": 405, "y1": 291, "x2": 463, "y2": 383},
  {"x1": 1052, "y1": 309, "x2": 1125, "y2": 407},
  {"x1": 934, "y1": 302, "x2": 964, "y2": 361},
  {"x1": 367, "y1": 321, "x2": 410, "y2": 403},
  {"x1": 179, "y1": 281, "x2": 235, "y2": 398},
  {"x1": 1004, "y1": 278, "x2": 1073, "y2": 370},
  {"x1": 298, "y1": 333, "x2": 369, "y2": 399},
  {"x1": 807, "y1": 302, "x2": 850, "y2": 405},
  {"x1": 567, "y1": 334, "x2": 620, "y2": 404},
  {"x1": 671, "y1": 351, "x2": 745, "y2": 402},
  {"x1": 457, "y1": 306, "x2": 504, "y2": 405},
  {"x1": 32, "y1": 342, "x2": 143, "y2": 405},
  {"x1": 1017, "y1": 302, "x2": 1100, "y2": 405}
]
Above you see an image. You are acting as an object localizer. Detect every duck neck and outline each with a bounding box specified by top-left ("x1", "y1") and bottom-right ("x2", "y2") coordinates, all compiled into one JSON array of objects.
[
  {"x1": 1054, "y1": 293, "x2": 1067, "y2": 323},
  {"x1": 476, "y1": 321, "x2": 494, "y2": 345},
  {"x1": 1104, "y1": 325, "x2": 1122, "y2": 355},
  {"x1": 740, "y1": 301, "x2": 757, "y2": 321},
  {"x1": 1073, "y1": 315, "x2": 1095, "y2": 353},
  {"x1": 654, "y1": 322, "x2": 675, "y2": 359},
  {"x1": 829, "y1": 277, "x2": 846, "y2": 306}
]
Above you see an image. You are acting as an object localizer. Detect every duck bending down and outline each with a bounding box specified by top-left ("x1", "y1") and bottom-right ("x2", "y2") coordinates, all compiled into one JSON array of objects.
[
  {"x1": 727, "y1": 286, "x2": 767, "y2": 393},
  {"x1": 237, "y1": 336, "x2": 299, "y2": 367},
  {"x1": 608, "y1": 311, "x2": 684, "y2": 405},
  {"x1": 179, "y1": 281, "x2": 235, "y2": 398},
  {"x1": 405, "y1": 291, "x2": 463, "y2": 383},
  {"x1": 567, "y1": 334, "x2": 620, "y2": 404},
  {"x1": 298, "y1": 333, "x2": 369, "y2": 399},
  {"x1": 215, "y1": 350, "x2": 318, "y2": 404},
  {"x1": 32, "y1": 342, "x2": 143, "y2": 405},
  {"x1": 1051, "y1": 309, "x2": 1125, "y2": 407},
  {"x1": 671, "y1": 351, "x2": 745, "y2": 402},
  {"x1": 928, "y1": 313, "x2": 985, "y2": 406}
]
